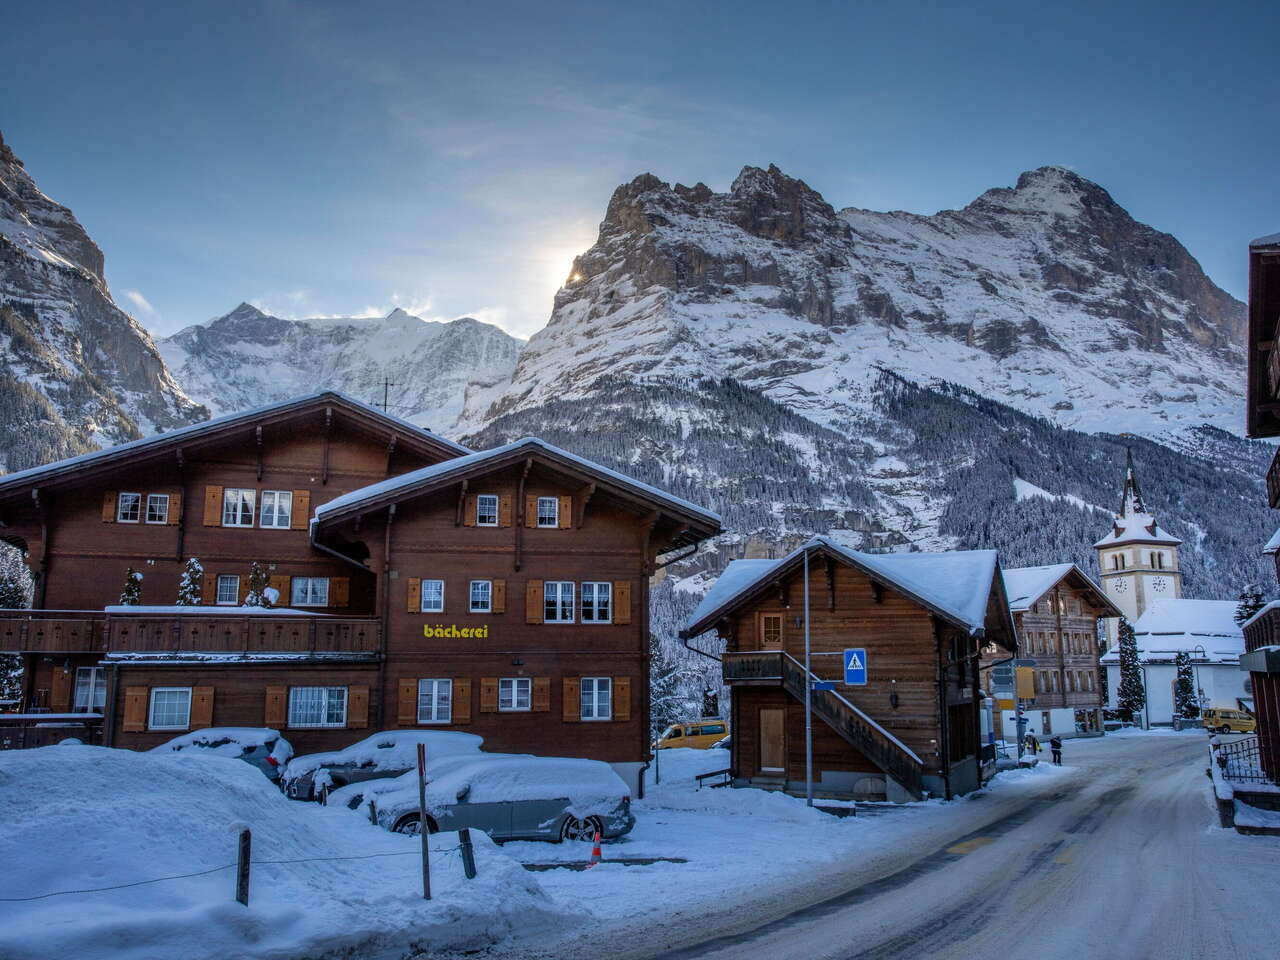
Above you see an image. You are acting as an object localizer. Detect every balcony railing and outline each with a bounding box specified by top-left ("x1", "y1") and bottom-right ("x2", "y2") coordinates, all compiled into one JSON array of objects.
[
  {"x1": 0, "y1": 610, "x2": 380, "y2": 656},
  {"x1": 1243, "y1": 603, "x2": 1280, "y2": 655}
]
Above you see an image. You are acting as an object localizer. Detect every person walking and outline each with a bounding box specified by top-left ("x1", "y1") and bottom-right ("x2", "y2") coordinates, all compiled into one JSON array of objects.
[
  {"x1": 1050, "y1": 735, "x2": 1063, "y2": 765},
  {"x1": 1025, "y1": 730, "x2": 1040, "y2": 755}
]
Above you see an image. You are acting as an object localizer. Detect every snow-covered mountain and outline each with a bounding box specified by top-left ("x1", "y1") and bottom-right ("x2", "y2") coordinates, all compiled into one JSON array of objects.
[
  {"x1": 158, "y1": 304, "x2": 522, "y2": 434},
  {"x1": 0, "y1": 131, "x2": 205, "y2": 473}
]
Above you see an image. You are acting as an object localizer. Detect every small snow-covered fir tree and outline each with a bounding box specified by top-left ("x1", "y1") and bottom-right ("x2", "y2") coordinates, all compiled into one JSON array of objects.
[
  {"x1": 176, "y1": 558, "x2": 203, "y2": 605},
  {"x1": 1234, "y1": 585, "x2": 1266, "y2": 626},
  {"x1": 242, "y1": 561, "x2": 271, "y2": 607},
  {"x1": 119, "y1": 567, "x2": 143, "y2": 606},
  {"x1": 650, "y1": 630, "x2": 695, "y2": 740},
  {"x1": 1115, "y1": 617, "x2": 1145, "y2": 721},
  {"x1": 1173, "y1": 651, "x2": 1199, "y2": 719},
  {"x1": 0, "y1": 544, "x2": 31, "y2": 609}
]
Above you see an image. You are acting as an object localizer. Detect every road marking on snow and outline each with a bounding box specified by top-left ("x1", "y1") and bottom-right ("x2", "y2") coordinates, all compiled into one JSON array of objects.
[{"x1": 946, "y1": 837, "x2": 995, "y2": 855}]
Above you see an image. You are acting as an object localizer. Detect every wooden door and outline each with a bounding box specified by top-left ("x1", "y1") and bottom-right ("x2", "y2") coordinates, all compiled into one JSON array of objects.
[
  {"x1": 759, "y1": 613, "x2": 783, "y2": 650},
  {"x1": 759, "y1": 707, "x2": 785, "y2": 773}
]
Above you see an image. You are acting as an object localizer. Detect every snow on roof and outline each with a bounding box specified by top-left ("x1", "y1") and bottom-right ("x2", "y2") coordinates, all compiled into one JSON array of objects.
[
  {"x1": 684, "y1": 536, "x2": 1000, "y2": 636},
  {"x1": 0, "y1": 390, "x2": 469, "y2": 492},
  {"x1": 1250, "y1": 232, "x2": 1280, "y2": 248},
  {"x1": 1101, "y1": 598, "x2": 1243, "y2": 663},
  {"x1": 1265, "y1": 527, "x2": 1280, "y2": 556},
  {"x1": 1243, "y1": 600, "x2": 1280, "y2": 631},
  {"x1": 103, "y1": 604, "x2": 331, "y2": 616},
  {"x1": 1092, "y1": 512, "x2": 1182, "y2": 548},
  {"x1": 1000, "y1": 563, "x2": 1076, "y2": 612},
  {"x1": 314, "y1": 436, "x2": 720, "y2": 525},
  {"x1": 282, "y1": 729, "x2": 485, "y2": 781}
]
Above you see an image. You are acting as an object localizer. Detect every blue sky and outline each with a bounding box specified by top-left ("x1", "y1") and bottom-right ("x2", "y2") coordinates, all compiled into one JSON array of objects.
[{"x1": 4, "y1": 0, "x2": 1277, "y2": 338}]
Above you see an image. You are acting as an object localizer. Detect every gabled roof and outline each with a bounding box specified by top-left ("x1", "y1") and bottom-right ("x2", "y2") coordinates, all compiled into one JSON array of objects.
[
  {"x1": 313, "y1": 436, "x2": 721, "y2": 549},
  {"x1": 682, "y1": 536, "x2": 1010, "y2": 639},
  {"x1": 1100, "y1": 599, "x2": 1243, "y2": 664},
  {"x1": 0, "y1": 391, "x2": 469, "y2": 498},
  {"x1": 1002, "y1": 563, "x2": 1120, "y2": 616}
]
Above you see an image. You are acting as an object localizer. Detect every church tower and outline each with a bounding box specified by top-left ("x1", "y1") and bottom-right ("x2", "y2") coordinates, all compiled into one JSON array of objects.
[{"x1": 1095, "y1": 449, "x2": 1183, "y2": 648}]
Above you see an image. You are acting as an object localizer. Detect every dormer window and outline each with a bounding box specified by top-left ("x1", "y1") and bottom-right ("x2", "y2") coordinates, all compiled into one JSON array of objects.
[{"x1": 476, "y1": 494, "x2": 499, "y2": 526}]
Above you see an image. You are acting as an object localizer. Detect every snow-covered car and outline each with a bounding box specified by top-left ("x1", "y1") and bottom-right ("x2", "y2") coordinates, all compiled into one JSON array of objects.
[
  {"x1": 332, "y1": 753, "x2": 635, "y2": 843},
  {"x1": 150, "y1": 727, "x2": 293, "y2": 781},
  {"x1": 281, "y1": 730, "x2": 484, "y2": 800},
  {"x1": 711, "y1": 734, "x2": 731, "y2": 750}
]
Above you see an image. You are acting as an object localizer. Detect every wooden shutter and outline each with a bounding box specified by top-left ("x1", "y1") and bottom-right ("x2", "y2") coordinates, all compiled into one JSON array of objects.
[
  {"x1": 452, "y1": 678, "x2": 471, "y2": 723},
  {"x1": 479, "y1": 677, "x2": 499, "y2": 713},
  {"x1": 499, "y1": 494, "x2": 513, "y2": 527},
  {"x1": 492, "y1": 579, "x2": 506, "y2": 614},
  {"x1": 101, "y1": 491, "x2": 118, "y2": 522},
  {"x1": 524, "y1": 494, "x2": 539, "y2": 528},
  {"x1": 49, "y1": 664, "x2": 72, "y2": 712},
  {"x1": 526, "y1": 580, "x2": 544, "y2": 624},
  {"x1": 203, "y1": 485, "x2": 223, "y2": 526},
  {"x1": 558, "y1": 495, "x2": 572, "y2": 529},
  {"x1": 563, "y1": 677, "x2": 581, "y2": 721},
  {"x1": 407, "y1": 577, "x2": 421, "y2": 613},
  {"x1": 123, "y1": 686, "x2": 148, "y2": 732},
  {"x1": 238, "y1": 578, "x2": 250, "y2": 605},
  {"x1": 613, "y1": 677, "x2": 631, "y2": 721},
  {"x1": 268, "y1": 575, "x2": 291, "y2": 605},
  {"x1": 532, "y1": 677, "x2": 551, "y2": 712},
  {"x1": 614, "y1": 580, "x2": 632, "y2": 625},
  {"x1": 290, "y1": 490, "x2": 310, "y2": 530},
  {"x1": 347, "y1": 686, "x2": 369, "y2": 729},
  {"x1": 330, "y1": 577, "x2": 349, "y2": 608},
  {"x1": 398, "y1": 678, "x2": 418, "y2": 725},
  {"x1": 463, "y1": 494, "x2": 477, "y2": 527},
  {"x1": 265, "y1": 686, "x2": 287, "y2": 727},
  {"x1": 166, "y1": 491, "x2": 182, "y2": 525},
  {"x1": 202, "y1": 572, "x2": 217, "y2": 605},
  {"x1": 190, "y1": 686, "x2": 215, "y2": 729}
]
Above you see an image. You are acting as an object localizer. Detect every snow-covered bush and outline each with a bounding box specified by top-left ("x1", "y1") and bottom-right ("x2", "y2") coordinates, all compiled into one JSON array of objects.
[
  {"x1": 176, "y1": 557, "x2": 203, "y2": 605},
  {"x1": 118, "y1": 567, "x2": 143, "y2": 606},
  {"x1": 242, "y1": 561, "x2": 271, "y2": 607}
]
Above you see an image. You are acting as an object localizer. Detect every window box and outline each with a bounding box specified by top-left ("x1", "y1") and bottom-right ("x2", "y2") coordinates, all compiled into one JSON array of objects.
[
  {"x1": 417, "y1": 679, "x2": 452, "y2": 724},
  {"x1": 117, "y1": 492, "x2": 142, "y2": 523},
  {"x1": 499, "y1": 677, "x2": 531, "y2": 712},
  {"x1": 288, "y1": 687, "x2": 347, "y2": 728},
  {"x1": 145, "y1": 493, "x2": 169, "y2": 524},
  {"x1": 148, "y1": 687, "x2": 192, "y2": 730}
]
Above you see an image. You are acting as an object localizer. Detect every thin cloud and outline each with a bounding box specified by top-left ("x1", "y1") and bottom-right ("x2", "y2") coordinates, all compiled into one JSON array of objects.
[{"x1": 122, "y1": 289, "x2": 155, "y2": 314}]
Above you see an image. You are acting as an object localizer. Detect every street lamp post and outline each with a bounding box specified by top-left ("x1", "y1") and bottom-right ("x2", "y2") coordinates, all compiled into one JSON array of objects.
[{"x1": 1192, "y1": 644, "x2": 1207, "y2": 716}]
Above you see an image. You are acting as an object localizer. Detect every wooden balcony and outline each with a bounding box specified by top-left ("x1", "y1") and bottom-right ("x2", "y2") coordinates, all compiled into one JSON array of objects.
[
  {"x1": 1244, "y1": 603, "x2": 1280, "y2": 655},
  {"x1": 0, "y1": 609, "x2": 381, "y2": 656}
]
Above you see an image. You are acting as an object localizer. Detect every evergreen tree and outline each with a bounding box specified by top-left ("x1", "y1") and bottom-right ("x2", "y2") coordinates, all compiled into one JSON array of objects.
[
  {"x1": 176, "y1": 558, "x2": 203, "y2": 605},
  {"x1": 0, "y1": 544, "x2": 31, "y2": 609},
  {"x1": 649, "y1": 630, "x2": 695, "y2": 740},
  {"x1": 1115, "y1": 618, "x2": 1146, "y2": 722},
  {"x1": 119, "y1": 567, "x2": 143, "y2": 606},
  {"x1": 1173, "y1": 651, "x2": 1199, "y2": 719},
  {"x1": 1234, "y1": 585, "x2": 1266, "y2": 626},
  {"x1": 243, "y1": 561, "x2": 271, "y2": 607}
]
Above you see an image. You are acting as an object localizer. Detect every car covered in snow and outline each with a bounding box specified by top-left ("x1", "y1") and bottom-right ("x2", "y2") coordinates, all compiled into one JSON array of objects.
[
  {"x1": 150, "y1": 727, "x2": 293, "y2": 781},
  {"x1": 281, "y1": 730, "x2": 484, "y2": 800},
  {"x1": 331, "y1": 753, "x2": 635, "y2": 843}
]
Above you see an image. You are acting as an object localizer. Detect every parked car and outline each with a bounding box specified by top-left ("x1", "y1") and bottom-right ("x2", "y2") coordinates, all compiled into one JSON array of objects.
[
  {"x1": 1202, "y1": 708, "x2": 1256, "y2": 734},
  {"x1": 282, "y1": 730, "x2": 484, "y2": 800},
  {"x1": 711, "y1": 734, "x2": 731, "y2": 750},
  {"x1": 332, "y1": 753, "x2": 635, "y2": 843},
  {"x1": 654, "y1": 720, "x2": 729, "y2": 750},
  {"x1": 151, "y1": 727, "x2": 293, "y2": 781}
]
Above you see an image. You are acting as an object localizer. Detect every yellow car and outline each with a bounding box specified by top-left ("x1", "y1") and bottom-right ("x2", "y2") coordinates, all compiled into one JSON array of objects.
[
  {"x1": 654, "y1": 720, "x2": 729, "y2": 750},
  {"x1": 1202, "y1": 708, "x2": 1255, "y2": 734}
]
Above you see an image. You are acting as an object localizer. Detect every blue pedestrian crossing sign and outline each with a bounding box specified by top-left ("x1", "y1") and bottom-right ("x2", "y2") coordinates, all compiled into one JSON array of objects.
[{"x1": 843, "y1": 648, "x2": 868, "y2": 685}]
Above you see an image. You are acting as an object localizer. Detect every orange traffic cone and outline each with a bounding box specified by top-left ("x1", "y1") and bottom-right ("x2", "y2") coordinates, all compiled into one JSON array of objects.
[{"x1": 586, "y1": 830, "x2": 603, "y2": 869}]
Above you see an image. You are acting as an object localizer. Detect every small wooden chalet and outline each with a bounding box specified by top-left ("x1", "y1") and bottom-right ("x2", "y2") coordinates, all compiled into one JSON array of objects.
[{"x1": 681, "y1": 537, "x2": 1017, "y2": 801}]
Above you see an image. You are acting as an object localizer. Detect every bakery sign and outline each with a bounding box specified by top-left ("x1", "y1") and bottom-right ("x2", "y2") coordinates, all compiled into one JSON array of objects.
[{"x1": 423, "y1": 624, "x2": 490, "y2": 639}]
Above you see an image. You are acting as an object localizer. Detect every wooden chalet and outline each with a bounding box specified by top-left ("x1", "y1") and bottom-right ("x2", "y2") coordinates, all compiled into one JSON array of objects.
[
  {"x1": 680, "y1": 537, "x2": 1017, "y2": 801},
  {"x1": 0, "y1": 394, "x2": 721, "y2": 793}
]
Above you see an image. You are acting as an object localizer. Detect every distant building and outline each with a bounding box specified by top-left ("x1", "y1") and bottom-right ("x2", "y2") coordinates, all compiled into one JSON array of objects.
[{"x1": 1100, "y1": 599, "x2": 1247, "y2": 726}]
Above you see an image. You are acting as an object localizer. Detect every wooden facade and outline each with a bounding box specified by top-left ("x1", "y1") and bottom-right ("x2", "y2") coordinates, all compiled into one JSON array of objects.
[
  {"x1": 0, "y1": 394, "x2": 720, "y2": 783},
  {"x1": 683, "y1": 541, "x2": 1016, "y2": 800}
]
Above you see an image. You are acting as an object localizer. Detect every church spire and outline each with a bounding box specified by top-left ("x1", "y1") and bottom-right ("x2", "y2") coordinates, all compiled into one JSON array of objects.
[{"x1": 1120, "y1": 447, "x2": 1147, "y2": 517}]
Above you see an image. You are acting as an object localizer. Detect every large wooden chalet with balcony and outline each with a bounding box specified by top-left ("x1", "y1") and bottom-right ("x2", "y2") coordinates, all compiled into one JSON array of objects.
[
  {"x1": 680, "y1": 537, "x2": 1017, "y2": 801},
  {"x1": 0, "y1": 392, "x2": 720, "y2": 793}
]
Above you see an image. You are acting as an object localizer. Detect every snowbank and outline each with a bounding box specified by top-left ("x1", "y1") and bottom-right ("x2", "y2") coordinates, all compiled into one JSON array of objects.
[{"x1": 0, "y1": 746, "x2": 569, "y2": 960}]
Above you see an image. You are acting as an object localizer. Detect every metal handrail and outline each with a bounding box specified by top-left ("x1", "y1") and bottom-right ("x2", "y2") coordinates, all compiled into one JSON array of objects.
[{"x1": 1214, "y1": 734, "x2": 1278, "y2": 786}]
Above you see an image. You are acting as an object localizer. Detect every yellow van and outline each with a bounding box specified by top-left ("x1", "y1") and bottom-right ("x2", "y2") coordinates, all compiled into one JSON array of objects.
[
  {"x1": 1203, "y1": 708, "x2": 1255, "y2": 734},
  {"x1": 654, "y1": 720, "x2": 729, "y2": 750}
]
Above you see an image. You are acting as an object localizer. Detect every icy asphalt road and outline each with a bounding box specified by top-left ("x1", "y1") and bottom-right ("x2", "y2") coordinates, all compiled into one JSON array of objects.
[{"x1": 484, "y1": 733, "x2": 1280, "y2": 960}]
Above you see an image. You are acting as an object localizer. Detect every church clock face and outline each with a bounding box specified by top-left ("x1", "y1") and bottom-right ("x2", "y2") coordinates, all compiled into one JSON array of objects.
[
  {"x1": 1112, "y1": 579, "x2": 1128, "y2": 594},
  {"x1": 1152, "y1": 576, "x2": 1169, "y2": 593}
]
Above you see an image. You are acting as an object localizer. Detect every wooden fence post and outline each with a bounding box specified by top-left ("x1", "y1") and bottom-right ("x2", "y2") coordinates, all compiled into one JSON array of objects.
[
  {"x1": 417, "y1": 741, "x2": 431, "y2": 899},
  {"x1": 235, "y1": 829, "x2": 251, "y2": 906},
  {"x1": 459, "y1": 827, "x2": 477, "y2": 880}
]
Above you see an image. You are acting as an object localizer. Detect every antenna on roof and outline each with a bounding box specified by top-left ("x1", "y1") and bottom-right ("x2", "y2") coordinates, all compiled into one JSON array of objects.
[{"x1": 380, "y1": 376, "x2": 398, "y2": 413}]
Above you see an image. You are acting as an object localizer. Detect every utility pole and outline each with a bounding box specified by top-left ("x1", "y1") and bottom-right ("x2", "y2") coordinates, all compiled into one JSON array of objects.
[
  {"x1": 804, "y1": 546, "x2": 813, "y2": 807},
  {"x1": 380, "y1": 376, "x2": 398, "y2": 413}
]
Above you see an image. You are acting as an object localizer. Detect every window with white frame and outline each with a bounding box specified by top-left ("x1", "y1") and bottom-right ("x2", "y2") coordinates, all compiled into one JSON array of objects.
[
  {"x1": 215, "y1": 574, "x2": 240, "y2": 605},
  {"x1": 73, "y1": 667, "x2": 106, "y2": 713},
  {"x1": 420, "y1": 579, "x2": 444, "y2": 613},
  {"x1": 544, "y1": 581, "x2": 574, "y2": 623},
  {"x1": 476, "y1": 494, "x2": 499, "y2": 526},
  {"x1": 580, "y1": 677, "x2": 612, "y2": 720},
  {"x1": 116, "y1": 492, "x2": 142, "y2": 523},
  {"x1": 417, "y1": 679, "x2": 452, "y2": 724},
  {"x1": 148, "y1": 687, "x2": 192, "y2": 730},
  {"x1": 469, "y1": 579, "x2": 492, "y2": 613},
  {"x1": 260, "y1": 490, "x2": 293, "y2": 529},
  {"x1": 288, "y1": 686, "x2": 347, "y2": 728},
  {"x1": 222, "y1": 488, "x2": 256, "y2": 527},
  {"x1": 536, "y1": 496, "x2": 559, "y2": 527},
  {"x1": 145, "y1": 493, "x2": 169, "y2": 524},
  {"x1": 581, "y1": 582, "x2": 612, "y2": 623},
  {"x1": 291, "y1": 577, "x2": 329, "y2": 607},
  {"x1": 499, "y1": 677, "x2": 531, "y2": 711}
]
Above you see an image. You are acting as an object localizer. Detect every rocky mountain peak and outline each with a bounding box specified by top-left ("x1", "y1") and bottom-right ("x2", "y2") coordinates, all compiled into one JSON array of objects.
[
  {"x1": 224, "y1": 301, "x2": 267, "y2": 322},
  {"x1": 725, "y1": 164, "x2": 850, "y2": 247}
]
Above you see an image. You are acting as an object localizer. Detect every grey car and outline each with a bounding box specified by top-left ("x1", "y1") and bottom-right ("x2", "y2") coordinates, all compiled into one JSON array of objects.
[{"x1": 151, "y1": 727, "x2": 293, "y2": 781}]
